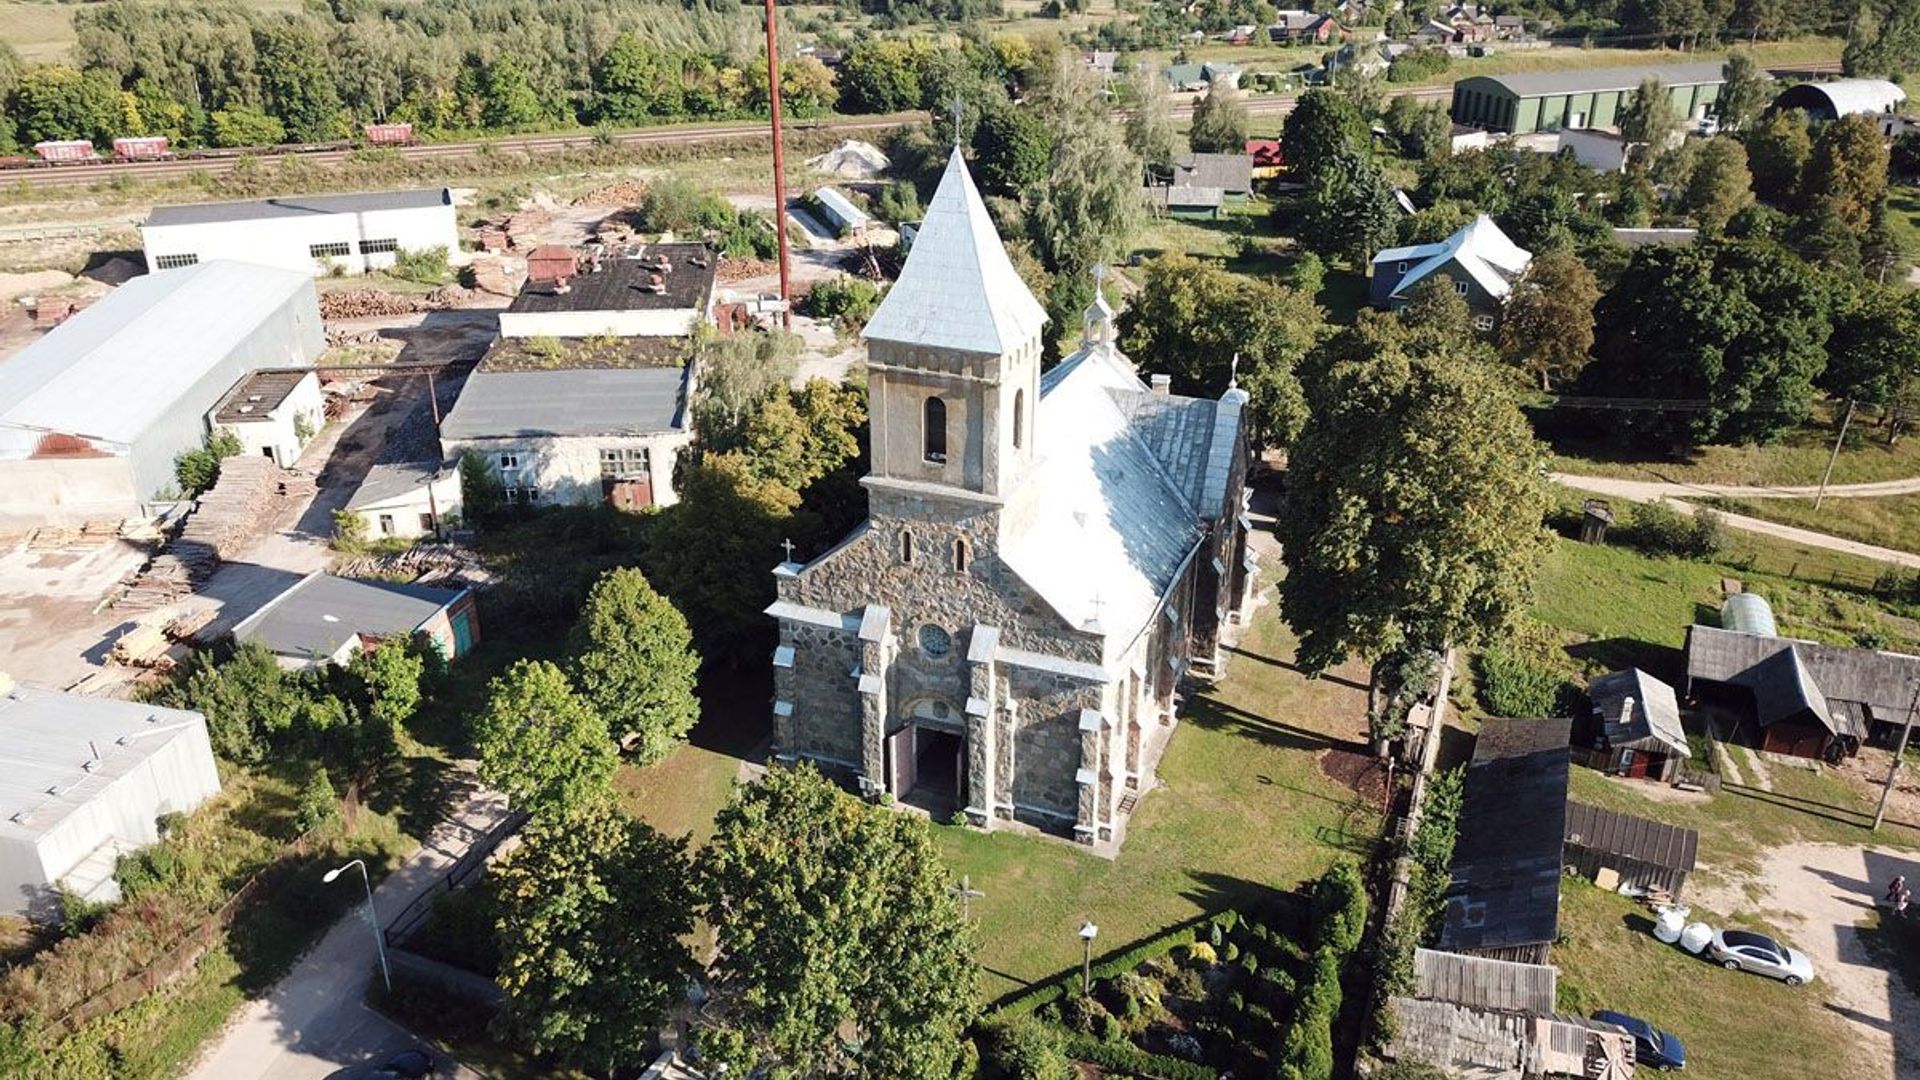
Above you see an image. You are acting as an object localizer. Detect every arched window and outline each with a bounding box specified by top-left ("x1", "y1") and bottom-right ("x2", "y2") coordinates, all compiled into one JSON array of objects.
[
  {"x1": 953, "y1": 536, "x2": 969, "y2": 573},
  {"x1": 1013, "y1": 389, "x2": 1025, "y2": 450},
  {"x1": 923, "y1": 396, "x2": 947, "y2": 463},
  {"x1": 900, "y1": 529, "x2": 915, "y2": 564}
]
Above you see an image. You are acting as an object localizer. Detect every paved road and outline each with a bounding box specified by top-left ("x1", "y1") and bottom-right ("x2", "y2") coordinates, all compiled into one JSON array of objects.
[
  {"x1": 1553, "y1": 472, "x2": 1920, "y2": 570},
  {"x1": 181, "y1": 782, "x2": 511, "y2": 1080}
]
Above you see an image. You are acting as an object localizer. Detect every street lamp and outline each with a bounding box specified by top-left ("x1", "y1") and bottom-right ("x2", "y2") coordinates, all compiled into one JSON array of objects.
[
  {"x1": 323, "y1": 858, "x2": 391, "y2": 993},
  {"x1": 1078, "y1": 920, "x2": 1099, "y2": 995}
]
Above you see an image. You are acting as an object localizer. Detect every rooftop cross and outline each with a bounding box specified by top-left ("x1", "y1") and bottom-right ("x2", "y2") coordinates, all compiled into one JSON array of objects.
[
  {"x1": 950, "y1": 96, "x2": 965, "y2": 149},
  {"x1": 781, "y1": 537, "x2": 796, "y2": 563},
  {"x1": 1229, "y1": 352, "x2": 1241, "y2": 390}
]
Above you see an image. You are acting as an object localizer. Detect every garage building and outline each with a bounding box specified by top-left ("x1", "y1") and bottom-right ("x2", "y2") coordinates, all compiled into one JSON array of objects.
[
  {"x1": 0, "y1": 678, "x2": 221, "y2": 918},
  {"x1": 0, "y1": 261, "x2": 324, "y2": 528},
  {"x1": 1452, "y1": 61, "x2": 1731, "y2": 134},
  {"x1": 141, "y1": 188, "x2": 457, "y2": 276}
]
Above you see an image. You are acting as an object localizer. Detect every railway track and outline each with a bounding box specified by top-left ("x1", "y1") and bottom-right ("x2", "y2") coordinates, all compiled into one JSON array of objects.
[{"x1": 3, "y1": 59, "x2": 1845, "y2": 188}]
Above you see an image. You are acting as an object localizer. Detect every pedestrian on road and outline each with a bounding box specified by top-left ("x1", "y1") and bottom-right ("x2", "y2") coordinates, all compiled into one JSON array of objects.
[
  {"x1": 1896, "y1": 887, "x2": 1911, "y2": 919},
  {"x1": 1887, "y1": 875, "x2": 1906, "y2": 906}
]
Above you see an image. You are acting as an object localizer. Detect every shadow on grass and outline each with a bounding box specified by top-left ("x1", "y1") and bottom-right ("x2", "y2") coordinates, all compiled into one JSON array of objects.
[
  {"x1": 1182, "y1": 694, "x2": 1366, "y2": 755},
  {"x1": 226, "y1": 844, "x2": 401, "y2": 996},
  {"x1": 1720, "y1": 782, "x2": 1875, "y2": 830},
  {"x1": 1564, "y1": 637, "x2": 1683, "y2": 681},
  {"x1": 363, "y1": 752, "x2": 471, "y2": 844}
]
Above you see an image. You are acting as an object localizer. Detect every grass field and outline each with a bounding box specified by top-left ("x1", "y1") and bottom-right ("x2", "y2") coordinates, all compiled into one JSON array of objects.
[
  {"x1": 1550, "y1": 402, "x2": 1920, "y2": 489},
  {"x1": 1703, "y1": 492, "x2": 1920, "y2": 557}
]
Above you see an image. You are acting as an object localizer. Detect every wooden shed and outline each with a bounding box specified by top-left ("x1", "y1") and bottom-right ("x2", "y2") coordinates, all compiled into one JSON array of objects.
[{"x1": 1563, "y1": 801, "x2": 1698, "y2": 901}]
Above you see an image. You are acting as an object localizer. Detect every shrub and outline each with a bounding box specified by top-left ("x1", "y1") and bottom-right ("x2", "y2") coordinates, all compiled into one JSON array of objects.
[
  {"x1": 1059, "y1": 1035, "x2": 1220, "y2": 1080},
  {"x1": 1476, "y1": 646, "x2": 1577, "y2": 718},
  {"x1": 113, "y1": 843, "x2": 184, "y2": 901},
  {"x1": 1309, "y1": 862, "x2": 1367, "y2": 955},
  {"x1": 331, "y1": 508, "x2": 370, "y2": 553},
  {"x1": 1386, "y1": 46, "x2": 1451, "y2": 83},
  {"x1": 294, "y1": 766, "x2": 340, "y2": 834},
  {"x1": 389, "y1": 245, "x2": 451, "y2": 284},
  {"x1": 977, "y1": 1014, "x2": 1074, "y2": 1080},
  {"x1": 1287, "y1": 250, "x2": 1325, "y2": 295},
  {"x1": 1182, "y1": 941, "x2": 1218, "y2": 966},
  {"x1": 1110, "y1": 971, "x2": 1165, "y2": 1032},
  {"x1": 799, "y1": 275, "x2": 883, "y2": 333},
  {"x1": 874, "y1": 179, "x2": 923, "y2": 223},
  {"x1": 1059, "y1": 990, "x2": 1116, "y2": 1039},
  {"x1": 1223, "y1": 941, "x2": 1241, "y2": 962},
  {"x1": 174, "y1": 429, "x2": 243, "y2": 498},
  {"x1": 1624, "y1": 500, "x2": 1725, "y2": 558},
  {"x1": 1164, "y1": 963, "x2": 1205, "y2": 999}
]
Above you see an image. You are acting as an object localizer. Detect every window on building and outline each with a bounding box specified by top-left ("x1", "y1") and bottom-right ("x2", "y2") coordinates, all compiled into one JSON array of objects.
[
  {"x1": 1013, "y1": 389, "x2": 1025, "y2": 450},
  {"x1": 923, "y1": 397, "x2": 947, "y2": 463},
  {"x1": 504, "y1": 488, "x2": 521, "y2": 504},
  {"x1": 154, "y1": 254, "x2": 198, "y2": 270},
  {"x1": 1396, "y1": 261, "x2": 1407, "y2": 273},
  {"x1": 1453, "y1": 280, "x2": 1469, "y2": 296},
  {"x1": 1472, "y1": 313, "x2": 1495, "y2": 332},
  {"x1": 309, "y1": 241, "x2": 351, "y2": 259},
  {"x1": 419, "y1": 513, "x2": 435, "y2": 532},
  {"x1": 377, "y1": 514, "x2": 395, "y2": 535},
  {"x1": 901, "y1": 530, "x2": 915, "y2": 564},
  {"x1": 498, "y1": 453, "x2": 520, "y2": 471},
  {"x1": 953, "y1": 537, "x2": 969, "y2": 573},
  {"x1": 359, "y1": 238, "x2": 400, "y2": 255},
  {"x1": 524, "y1": 487, "x2": 541, "y2": 502},
  {"x1": 600, "y1": 447, "x2": 649, "y2": 478}
]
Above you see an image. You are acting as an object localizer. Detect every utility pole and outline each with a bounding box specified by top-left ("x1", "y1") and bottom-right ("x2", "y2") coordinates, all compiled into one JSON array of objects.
[
  {"x1": 764, "y1": 0, "x2": 793, "y2": 329},
  {"x1": 1873, "y1": 679, "x2": 1920, "y2": 832},
  {"x1": 1814, "y1": 398, "x2": 1856, "y2": 511}
]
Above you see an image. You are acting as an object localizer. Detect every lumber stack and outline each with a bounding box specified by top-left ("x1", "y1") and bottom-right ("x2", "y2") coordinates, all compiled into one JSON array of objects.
[{"x1": 116, "y1": 458, "x2": 297, "y2": 610}]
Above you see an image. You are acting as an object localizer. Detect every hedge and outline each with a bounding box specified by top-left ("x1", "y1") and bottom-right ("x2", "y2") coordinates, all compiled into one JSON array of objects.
[
  {"x1": 996, "y1": 911, "x2": 1224, "y2": 1015},
  {"x1": 1060, "y1": 1034, "x2": 1220, "y2": 1080}
]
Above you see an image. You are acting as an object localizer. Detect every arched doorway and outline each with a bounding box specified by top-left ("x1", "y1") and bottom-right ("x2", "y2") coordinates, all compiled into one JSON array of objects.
[{"x1": 889, "y1": 699, "x2": 966, "y2": 815}]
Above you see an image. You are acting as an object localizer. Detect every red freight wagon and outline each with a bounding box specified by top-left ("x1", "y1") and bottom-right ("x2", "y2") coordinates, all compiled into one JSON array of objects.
[
  {"x1": 33, "y1": 140, "x2": 97, "y2": 163},
  {"x1": 363, "y1": 122, "x2": 415, "y2": 146},
  {"x1": 112, "y1": 136, "x2": 171, "y2": 159}
]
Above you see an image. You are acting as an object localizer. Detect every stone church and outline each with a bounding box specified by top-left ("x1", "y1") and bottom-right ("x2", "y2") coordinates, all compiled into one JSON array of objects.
[{"x1": 766, "y1": 148, "x2": 1255, "y2": 847}]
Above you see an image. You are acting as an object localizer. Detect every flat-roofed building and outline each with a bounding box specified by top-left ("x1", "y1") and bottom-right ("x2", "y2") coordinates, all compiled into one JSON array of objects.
[
  {"x1": 141, "y1": 188, "x2": 458, "y2": 276},
  {"x1": 232, "y1": 571, "x2": 479, "y2": 669},
  {"x1": 496, "y1": 243, "x2": 717, "y2": 340},
  {"x1": 208, "y1": 369, "x2": 325, "y2": 469}
]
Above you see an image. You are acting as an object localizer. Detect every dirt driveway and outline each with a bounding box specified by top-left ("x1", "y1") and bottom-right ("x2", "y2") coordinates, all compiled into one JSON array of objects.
[{"x1": 1700, "y1": 842, "x2": 1920, "y2": 1079}]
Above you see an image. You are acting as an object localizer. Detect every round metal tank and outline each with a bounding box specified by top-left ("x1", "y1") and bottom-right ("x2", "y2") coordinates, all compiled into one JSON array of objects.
[
  {"x1": 1680, "y1": 922, "x2": 1714, "y2": 954},
  {"x1": 1654, "y1": 906, "x2": 1688, "y2": 944},
  {"x1": 1722, "y1": 592, "x2": 1778, "y2": 638}
]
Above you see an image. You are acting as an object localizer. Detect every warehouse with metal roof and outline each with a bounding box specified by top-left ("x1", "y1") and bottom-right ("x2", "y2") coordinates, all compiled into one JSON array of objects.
[
  {"x1": 0, "y1": 261, "x2": 324, "y2": 527},
  {"x1": 141, "y1": 187, "x2": 458, "y2": 276},
  {"x1": 1451, "y1": 61, "x2": 1734, "y2": 134},
  {"x1": 1770, "y1": 78, "x2": 1908, "y2": 121}
]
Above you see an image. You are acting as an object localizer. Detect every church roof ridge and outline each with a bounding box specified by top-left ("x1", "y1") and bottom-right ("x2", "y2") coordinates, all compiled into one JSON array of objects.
[{"x1": 861, "y1": 148, "x2": 1049, "y2": 356}]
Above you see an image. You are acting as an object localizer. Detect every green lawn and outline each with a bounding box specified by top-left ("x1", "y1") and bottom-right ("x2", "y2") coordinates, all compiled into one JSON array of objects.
[
  {"x1": 1703, "y1": 492, "x2": 1920, "y2": 557},
  {"x1": 1550, "y1": 401, "x2": 1920, "y2": 488},
  {"x1": 1554, "y1": 878, "x2": 1874, "y2": 1080},
  {"x1": 937, "y1": 598, "x2": 1381, "y2": 1001}
]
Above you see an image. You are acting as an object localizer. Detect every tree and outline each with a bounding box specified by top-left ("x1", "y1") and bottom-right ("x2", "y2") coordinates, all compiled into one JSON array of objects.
[
  {"x1": 1398, "y1": 276, "x2": 1477, "y2": 352},
  {"x1": 1844, "y1": 0, "x2": 1920, "y2": 79},
  {"x1": 694, "y1": 764, "x2": 978, "y2": 1079},
  {"x1": 738, "y1": 379, "x2": 867, "y2": 491},
  {"x1": 1802, "y1": 113, "x2": 1890, "y2": 233},
  {"x1": 592, "y1": 32, "x2": 678, "y2": 123},
  {"x1": 473, "y1": 660, "x2": 616, "y2": 819},
  {"x1": 1281, "y1": 87, "x2": 1363, "y2": 184},
  {"x1": 1499, "y1": 251, "x2": 1601, "y2": 390},
  {"x1": 838, "y1": 37, "x2": 929, "y2": 114},
  {"x1": 637, "y1": 455, "x2": 801, "y2": 655},
  {"x1": 1303, "y1": 141, "x2": 1398, "y2": 265},
  {"x1": 211, "y1": 105, "x2": 286, "y2": 148},
  {"x1": 481, "y1": 56, "x2": 545, "y2": 129},
  {"x1": 1188, "y1": 77, "x2": 1249, "y2": 154},
  {"x1": 1278, "y1": 320, "x2": 1552, "y2": 723},
  {"x1": 1823, "y1": 285, "x2": 1920, "y2": 407},
  {"x1": 1382, "y1": 95, "x2": 1451, "y2": 160},
  {"x1": 570, "y1": 568, "x2": 702, "y2": 765},
  {"x1": 494, "y1": 802, "x2": 695, "y2": 1074},
  {"x1": 1744, "y1": 107, "x2": 1812, "y2": 203},
  {"x1": 13, "y1": 65, "x2": 121, "y2": 144},
  {"x1": 1716, "y1": 50, "x2": 1768, "y2": 133},
  {"x1": 1120, "y1": 252, "x2": 1325, "y2": 446},
  {"x1": 1123, "y1": 63, "x2": 1177, "y2": 168},
  {"x1": 345, "y1": 637, "x2": 421, "y2": 763},
  {"x1": 977, "y1": 1014, "x2": 1073, "y2": 1080},
  {"x1": 459, "y1": 449, "x2": 505, "y2": 524},
  {"x1": 254, "y1": 19, "x2": 342, "y2": 142},
  {"x1": 1584, "y1": 240, "x2": 1836, "y2": 447},
  {"x1": 971, "y1": 102, "x2": 1051, "y2": 197},
  {"x1": 1680, "y1": 137, "x2": 1755, "y2": 231},
  {"x1": 166, "y1": 642, "x2": 308, "y2": 764},
  {"x1": 691, "y1": 330, "x2": 803, "y2": 450},
  {"x1": 174, "y1": 428, "x2": 241, "y2": 497},
  {"x1": 1617, "y1": 77, "x2": 1677, "y2": 161}
]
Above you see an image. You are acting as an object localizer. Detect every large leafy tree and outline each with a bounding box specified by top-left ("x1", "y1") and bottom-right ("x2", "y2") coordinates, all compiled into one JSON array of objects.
[
  {"x1": 1844, "y1": 0, "x2": 1920, "y2": 79},
  {"x1": 1119, "y1": 252, "x2": 1326, "y2": 446},
  {"x1": 13, "y1": 65, "x2": 122, "y2": 144},
  {"x1": 494, "y1": 802, "x2": 695, "y2": 1074},
  {"x1": 1583, "y1": 240, "x2": 1837, "y2": 447},
  {"x1": 592, "y1": 32, "x2": 681, "y2": 123},
  {"x1": 1499, "y1": 250, "x2": 1601, "y2": 391},
  {"x1": 695, "y1": 764, "x2": 978, "y2": 1079},
  {"x1": 971, "y1": 101, "x2": 1051, "y2": 197},
  {"x1": 254, "y1": 19, "x2": 342, "y2": 142},
  {"x1": 1281, "y1": 87, "x2": 1364, "y2": 184},
  {"x1": 1278, "y1": 318, "x2": 1551, "y2": 724},
  {"x1": 1188, "y1": 77, "x2": 1249, "y2": 155},
  {"x1": 1123, "y1": 63, "x2": 1177, "y2": 169},
  {"x1": 1716, "y1": 50, "x2": 1769, "y2": 133},
  {"x1": 1680, "y1": 137, "x2": 1755, "y2": 231},
  {"x1": 481, "y1": 56, "x2": 546, "y2": 129},
  {"x1": 474, "y1": 660, "x2": 615, "y2": 819},
  {"x1": 1303, "y1": 141, "x2": 1399, "y2": 265},
  {"x1": 1617, "y1": 77, "x2": 1677, "y2": 160},
  {"x1": 1382, "y1": 95, "x2": 1451, "y2": 160},
  {"x1": 1823, "y1": 285, "x2": 1920, "y2": 408},
  {"x1": 1801, "y1": 113, "x2": 1890, "y2": 233},
  {"x1": 637, "y1": 455, "x2": 802, "y2": 656},
  {"x1": 569, "y1": 567, "x2": 702, "y2": 766},
  {"x1": 1744, "y1": 107, "x2": 1812, "y2": 204}
]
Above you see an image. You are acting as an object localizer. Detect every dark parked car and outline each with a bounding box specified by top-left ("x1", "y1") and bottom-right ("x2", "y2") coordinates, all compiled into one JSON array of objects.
[
  {"x1": 1592, "y1": 1010, "x2": 1687, "y2": 1070},
  {"x1": 372, "y1": 1050, "x2": 433, "y2": 1079}
]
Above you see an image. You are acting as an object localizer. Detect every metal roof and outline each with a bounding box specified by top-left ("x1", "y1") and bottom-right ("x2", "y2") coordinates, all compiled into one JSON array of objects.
[
  {"x1": 811, "y1": 187, "x2": 871, "y2": 232},
  {"x1": 1588, "y1": 668, "x2": 1687, "y2": 755},
  {"x1": 146, "y1": 188, "x2": 450, "y2": 228},
  {"x1": 0, "y1": 685, "x2": 209, "y2": 842},
  {"x1": 440, "y1": 365, "x2": 688, "y2": 440},
  {"x1": 0, "y1": 261, "x2": 316, "y2": 445},
  {"x1": 1375, "y1": 214, "x2": 1530, "y2": 301},
  {"x1": 1172, "y1": 152, "x2": 1254, "y2": 195},
  {"x1": 1144, "y1": 185, "x2": 1226, "y2": 211},
  {"x1": 1413, "y1": 948, "x2": 1557, "y2": 1014},
  {"x1": 862, "y1": 148, "x2": 1049, "y2": 356},
  {"x1": 346, "y1": 460, "x2": 446, "y2": 511},
  {"x1": 1772, "y1": 78, "x2": 1907, "y2": 119},
  {"x1": 1686, "y1": 624, "x2": 1916, "y2": 731},
  {"x1": 231, "y1": 572, "x2": 464, "y2": 662},
  {"x1": 1439, "y1": 717, "x2": 1570, "y2": 955},
  {"x1": 1460, "y1": 61, "x2": 1730, "y2": 98},
  {"x1": 1563, "y1": 801, "x2": 1699, "y2": 876}
]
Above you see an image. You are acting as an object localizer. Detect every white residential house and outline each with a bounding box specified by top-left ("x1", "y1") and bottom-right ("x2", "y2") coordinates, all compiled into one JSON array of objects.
[
  {"x1": 208, "y1": 369, "x2": 325, "y2": 469},
  {"x1": 141, "y1": 189, "x2": 459, "y2": 277}
]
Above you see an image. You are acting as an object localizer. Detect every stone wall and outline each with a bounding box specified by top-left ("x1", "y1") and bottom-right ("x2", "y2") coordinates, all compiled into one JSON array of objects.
[
  {"x1": 775, "y1": 620, "x2": 864, "y2": 767},
  {"x1": 1007, "y1": 666, "x2": 1105, "y2": 822}
]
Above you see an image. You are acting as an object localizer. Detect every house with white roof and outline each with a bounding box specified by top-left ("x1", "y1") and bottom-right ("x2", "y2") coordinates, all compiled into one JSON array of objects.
[
  {"x1": 0, "y1": 261, "x2": 324, "y2": 527},
  {"x1": 765, "y1": 148, "x2": 1256, "y2": 849},
  {"x1": 1370, "y1": 214, "x2": 1532, "y2": 330},
  {"x1": 0, "y1": 678, "x2": 221, "y2": 918}
]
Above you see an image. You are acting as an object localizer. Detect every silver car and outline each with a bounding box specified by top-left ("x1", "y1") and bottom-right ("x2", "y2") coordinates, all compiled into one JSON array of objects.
[{"x1": 1706, "y1": 928, "x2": 1815, "y2": 986}]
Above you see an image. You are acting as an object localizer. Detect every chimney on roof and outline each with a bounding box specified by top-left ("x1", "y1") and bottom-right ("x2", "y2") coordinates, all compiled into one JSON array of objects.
[{"x1": 1150, "y1": 373, "x2": 1173, "y2": 396}]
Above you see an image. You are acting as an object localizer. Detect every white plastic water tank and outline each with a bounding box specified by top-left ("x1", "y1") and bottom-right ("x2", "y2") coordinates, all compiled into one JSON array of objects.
[
  {"x1": 1654, "y1": 906, "x2": 1688, "y2": 944},
  {"x1": 1680, "y1": 922, "x2": 1713, "y2": 954}
]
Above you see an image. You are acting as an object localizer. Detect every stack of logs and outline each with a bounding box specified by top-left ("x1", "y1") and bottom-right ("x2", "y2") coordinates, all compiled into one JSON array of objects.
[
  {"x1": 319, "y1": 289, "x2": 431, "y2": 320},
  {"x1": 334, "y1": 543, "x2": 493, "y2": 589},
  {"x1": 117, "y1": 458, "x2": 312, "y2": 611}
]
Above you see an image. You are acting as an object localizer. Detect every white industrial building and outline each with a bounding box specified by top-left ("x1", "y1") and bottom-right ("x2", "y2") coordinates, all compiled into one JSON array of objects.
[
  {"x1": 0, "y1": 679, "x2": 222, "y2": 918},
  {"x1": 141, "y1": 188, "x2": 458, "y2": 277},
  {"x1": 0, "y1": 261, "x2": 324, "y2": 528},
  {"x1": 344, "y1": 460, "x2": 462, "y2": 539},
  {"x1": 209, "y1": 369, "x2": 325, "y2": 469},
  {"x1": 497, "y1": 243, "x2": 716, "y2": 339}
]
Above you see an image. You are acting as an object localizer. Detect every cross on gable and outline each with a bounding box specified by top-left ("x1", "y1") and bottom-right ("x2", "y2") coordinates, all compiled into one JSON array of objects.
[{"x1": 781, "y1": 537, "x2": 797, "y2": 562}]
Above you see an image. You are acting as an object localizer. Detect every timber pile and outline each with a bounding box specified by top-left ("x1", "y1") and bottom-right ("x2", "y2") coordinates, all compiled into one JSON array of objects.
[
  {"x1": 335, "y1": 543, "x2": 493, "y2": 589},
  {"x1": 574, "y1": 179, "x2": 647, "y2": 206},
  {"x1": 319, "y1": 289, "x2": 429, "y2": 320},
  {"x1": 718, "y1": 256, "x2": 778, "y2": 283},
  {"x1": 116, "y1": 457, "x2": 297, "y2": 610},
  {"x1": 425, "y1": 284, "x2": 482, "y2": 308}
]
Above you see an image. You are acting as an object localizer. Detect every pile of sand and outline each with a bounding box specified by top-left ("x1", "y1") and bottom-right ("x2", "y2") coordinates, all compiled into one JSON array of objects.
[{"x1": 807, "y1": 141, "x2": 890, "y2": 180}]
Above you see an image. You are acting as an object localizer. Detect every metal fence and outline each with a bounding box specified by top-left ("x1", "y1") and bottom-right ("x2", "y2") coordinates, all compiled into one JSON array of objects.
[{"x1": 383, "y1": 807, "x2": 528, "y2": 948}]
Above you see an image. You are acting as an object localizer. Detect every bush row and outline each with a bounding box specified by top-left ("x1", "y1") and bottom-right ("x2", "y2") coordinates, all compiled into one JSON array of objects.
[
  {"x1": 1275, "y1": 863, "x2": 1369, "y2": 1080},
  {"x1": 997, "y1": 911, "x2": 1225, "y2": 1015},
  {"x1": 1060, "y1": 1034, "x2": 1220, "y2": 1080}
]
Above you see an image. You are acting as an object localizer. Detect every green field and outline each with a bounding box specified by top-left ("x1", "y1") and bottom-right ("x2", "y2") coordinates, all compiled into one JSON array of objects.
[
  {"x1": 1704, "y1": 492, "x2": 1920, "y2": 557},
  {"x1": 1551, "y1": 402, "x2": 1920, "y2": 489}
]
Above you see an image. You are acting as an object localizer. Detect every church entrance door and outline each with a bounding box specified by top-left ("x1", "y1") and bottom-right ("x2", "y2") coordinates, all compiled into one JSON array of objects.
[{"x1": 894, "y1": 725, "x2": 964, "y2": 817}]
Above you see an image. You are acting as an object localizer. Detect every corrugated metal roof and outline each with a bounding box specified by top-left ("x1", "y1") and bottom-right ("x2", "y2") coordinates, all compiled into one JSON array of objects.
[
  {"x1": 1172, "y1": 152, "x2": 1254, "y2": 194},
  {"x1": 1686, "y1": 624, "x2": 1915, "y2": 731},
  {"x1": 1463, "y1": 61, "x2": 1730, "y2": 98},
  {"x1": 0, "y1": 261, "x2": 317, "y2": 445},
  {"x1": 440, "y1": 365, "x2": 688, "y2": 439},
  {"x1": 1413, "y1": 948, "x2": 1557, "y2": 1014},
  {"x1": 346, "y1": 460, "x2": 445, "y2": 511},
  {"x1": 1588, "y1": 667, "x2": 1687, "y2": 755},
  {"x1": 862, "y1": 148, "x2": 1048, "y2": 356},
  {"x1": 0, "y1": 685, "x2": 210, "y2": 842},
  {"x1": 232, "y1": 572, "x2": 463, "y2": 662},
  {"x1": 1440, "y1": 717, "x2": 1569, "y2": 955},
  {"x1": 1564, "y1": 801, "x2": 1698, "y2": 874},
  {"x1": 147, "y1": 188, "x2": 449, "y2": 228},
  {"x1": 1774, "y1": 78, "x2": 1907, "y2": 118}
]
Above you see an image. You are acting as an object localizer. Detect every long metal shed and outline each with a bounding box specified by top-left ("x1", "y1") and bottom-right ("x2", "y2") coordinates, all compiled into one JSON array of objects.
[{"x1": 1451, "y1": 61, "x2": 1731, "y2": 134}]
